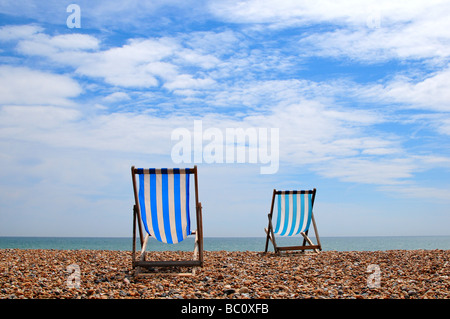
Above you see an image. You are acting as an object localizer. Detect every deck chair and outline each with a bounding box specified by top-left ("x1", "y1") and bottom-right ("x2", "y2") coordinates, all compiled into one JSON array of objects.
[
  {"x1": 131, "y1": 166, "x2": 204, "y2": 276},
  {"x1": 264, "y1": 188, "x2": 321, "y2": 254}
]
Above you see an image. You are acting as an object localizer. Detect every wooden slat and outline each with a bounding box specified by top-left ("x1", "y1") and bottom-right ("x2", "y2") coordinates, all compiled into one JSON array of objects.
[
  {"x1": 134, "y1": 260, "x2": 202, "y2": 268},
  {"x1": 277, "y1": 245, "x2": 321, "y2": 251}
]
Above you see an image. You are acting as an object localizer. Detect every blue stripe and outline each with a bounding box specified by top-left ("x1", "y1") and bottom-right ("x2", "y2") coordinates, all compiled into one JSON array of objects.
[
  {"x1": 173, "y1": 169, "x2": 183, "y2": 243},
  {"x1": 289, "y1": 193, "x2": 297, "y2": 236},
  {"x1": 274, "y1": 194, "x2": 281, "y2": 233},
  {"x1": 138, "y1": 173, "x2": 150, "y2": 235},
  {"x1": 185, "y1": 171, "x2": 191, "y2": 235},
  {"x1": 280, "y1": 193, "x2": 290, "y2": 236},
  {"x1": 304, "y1": 193, "x2": 312, "y2": 232},
  {"x1": 161, "y1": 169, "x2": 172, "y2": 244},
  {"x1": 299, "y1": 193, "x2": 305, "y2": 233},
  {"x1": 149, "y1": 172, "x2": 161, "y2": 242}
]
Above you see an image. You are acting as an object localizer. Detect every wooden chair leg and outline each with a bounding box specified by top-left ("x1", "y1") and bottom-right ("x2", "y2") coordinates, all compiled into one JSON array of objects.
[
  {"x1": 264, "y1": 228, "x2": 271, "y2": 253},
  {"x1": 300, "y1": 232, "x2": 319, "y2": 253},
  {"x1": 140, "y1": 233, "x2": 150, "y2": 261},
  {"x1": 192, "y1": 230, "x2": 200, "y2": 275}
]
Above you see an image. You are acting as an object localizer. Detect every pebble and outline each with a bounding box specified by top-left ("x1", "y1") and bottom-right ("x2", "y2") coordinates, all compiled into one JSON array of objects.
[
  {"x1": 0, "y1": 249, "x2": 449, "y2": 299},
  {"x1": 239, "y1": 287, "x2": 250, "y2": 294}
]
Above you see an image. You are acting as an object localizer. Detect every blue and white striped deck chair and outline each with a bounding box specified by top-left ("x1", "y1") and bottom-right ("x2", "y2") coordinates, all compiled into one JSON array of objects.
[
  {"x1": 131, "y1": 166, "x2": 203, "y2": 275},
  {"x1": 264, "y1": 189, "x2": 321, "y2": 254}
]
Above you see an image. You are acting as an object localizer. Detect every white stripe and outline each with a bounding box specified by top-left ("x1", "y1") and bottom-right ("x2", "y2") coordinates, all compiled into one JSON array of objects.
[
  {"x1": 143, "y1": 174, "x2": 153, "y2": 236},
  {"x1": 168, "y1": 173, "x2": 178, "y2": 243},
  {"x1": 155, "y1": 174, "x2": 166, "y2": 243},
  {"x1": 179, "y1": 170, "x2": 188, "y2": 239}
]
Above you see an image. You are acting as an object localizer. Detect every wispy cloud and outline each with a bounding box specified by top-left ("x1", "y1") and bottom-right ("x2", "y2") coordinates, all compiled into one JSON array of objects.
[
  {"x1": 1, "y1": 24, "x2": 448, "y2": 189},
  {"x1": 210, "y1": 0, "x2": 450, "y2": 65}
]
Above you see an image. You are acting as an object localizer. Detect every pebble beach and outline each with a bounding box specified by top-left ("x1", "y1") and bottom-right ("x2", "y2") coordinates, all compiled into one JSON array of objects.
[{"x1": 1, "y1": 249, "x2": 449, "y2": 299}]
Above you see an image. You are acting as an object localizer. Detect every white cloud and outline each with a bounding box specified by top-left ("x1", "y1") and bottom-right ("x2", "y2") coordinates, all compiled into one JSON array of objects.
[
  {"x1": 185, "y1": 30, "x2": 242, "y2": 56},
  {"x1": 298, "y1": 22, "x2": 450, "y2": 63},
  {"x1": 0, "y1": 105, "x2": 81, "y2": 129},
  {"x1": 0, "y1": 13, "x2": 448, "y2": 185},
  {"x1": 437, "y1": 117, "x2": 450, "y2": 135},
  {"x1": 6, "y1": 27, "x2": 222, "y2": 90},
  {"x1": 381, "y1": 68, "x2": 450, "y2": 112},
  {"x1": 0, "y1": 104, "x2": 184, "y2": 155},
  {"x1": 379, "y1": 185, "x2": 450, "y2": 201},
  {"x1": 210, "y1": 0, "x2": 450, "y2": 64},
  {"x1": 0, "y1": 53, "x2": 443, "y2": 192},
  {"x1": 247, "y1": 100, "x2": 410, "y2": 185},
  {"x1": 77, "y1": 37, "x2": 220, "y2": 89},
  {"x1": 103, "y1": 92, "x2": 131, "y2": 103},
  {"x1": 164, "y1": 74, "x2": 216, "y2": 91},
  {"x1": 0, "y1": 25, "x2": 99, "y2": 67},
  {"x1": 315, "y1": 157, "x2": 417, "y2": 185},
  {"x1": 71, "y1": 38, "x2": 176, "y2": 88},
  {"x1": 0, "y1": 94, "x2": 397, "y2": 183},
  {"x1": 209, "y1": 0, "x2": 449, "y2": 27},
  {"x1": 0, "y1": 24, "x2": 43, "y2": 40},
  {"x1": 173, "y1": 48, "x2": 221, "y2": 69},
  {"x1": 17, "y1": 33, "x2": 99, "y2": 54},
  {"x1": 0, "y1": 66, "x2": 82, "y2": 106}
]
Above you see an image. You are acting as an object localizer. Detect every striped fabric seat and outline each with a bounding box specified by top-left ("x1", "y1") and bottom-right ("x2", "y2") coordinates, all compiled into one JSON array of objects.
[
  {"x1": 264, "y1": 188, "x2": 322, "y2": 254},
  {"x1": 136, "y1": 168, "x2": 191, "y2": 244},
  {"x1": 273, "y1": 191, "x2": 312, "y2": 236}
]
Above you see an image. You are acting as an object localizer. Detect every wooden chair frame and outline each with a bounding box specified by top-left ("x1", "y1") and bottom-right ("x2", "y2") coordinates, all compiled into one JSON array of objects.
[
  {"x1": 264, "y1": 188, "x2": 322, "y2": 254},
  {"x1": 131, "y1": 165, "x2": 204, "y2": 276}
]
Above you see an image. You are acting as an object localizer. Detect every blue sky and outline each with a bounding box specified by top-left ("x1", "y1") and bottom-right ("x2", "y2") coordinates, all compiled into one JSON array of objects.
[{"x1": 1, "y1": 0, "x2": 450, "y2": 238}]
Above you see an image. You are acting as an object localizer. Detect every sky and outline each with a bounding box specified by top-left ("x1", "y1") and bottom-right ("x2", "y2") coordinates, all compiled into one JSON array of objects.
[{"x1": 0, "y1": 0, "x2": 449, "y2": 238}]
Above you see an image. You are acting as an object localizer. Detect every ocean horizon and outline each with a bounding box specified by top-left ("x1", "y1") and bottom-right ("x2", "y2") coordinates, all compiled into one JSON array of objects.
[{"x1": 1, "y1": 235, "x2": 450, "y2": 252}]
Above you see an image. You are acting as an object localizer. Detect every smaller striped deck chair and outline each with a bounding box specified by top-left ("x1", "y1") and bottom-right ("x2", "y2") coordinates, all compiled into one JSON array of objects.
[
  {"x1": 264, "y1": 189, "x2": 321, "y2": 254},
  {"x1": 131, "y1": 166, "x2": 204, "y2": 275}
]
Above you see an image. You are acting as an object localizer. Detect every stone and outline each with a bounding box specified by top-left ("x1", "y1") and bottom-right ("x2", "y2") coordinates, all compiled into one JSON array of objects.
[
  {"x1": 239, "y1": 287, "x2": 250, "y2": 294},
  {"x1": 1, "y1": 249, "x2": 449, "y2": 299}
]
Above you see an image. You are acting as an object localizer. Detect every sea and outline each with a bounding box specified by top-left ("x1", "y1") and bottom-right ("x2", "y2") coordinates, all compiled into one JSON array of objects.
[{"x1": 0, "y1": 236, "x2": 450, "y2": 252}]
